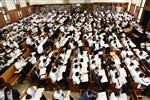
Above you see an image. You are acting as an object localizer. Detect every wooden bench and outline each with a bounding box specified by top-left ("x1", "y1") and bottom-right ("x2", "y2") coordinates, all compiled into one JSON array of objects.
[
  {"x1": 0, "y1": 64, "x2": 19, "y2": 86},
  {"x1": 22, "y1": 49, "x2": 32, "y2": 59},
  {"x1": 20, "y1": 42, "x2": 28, "y2": 49}
]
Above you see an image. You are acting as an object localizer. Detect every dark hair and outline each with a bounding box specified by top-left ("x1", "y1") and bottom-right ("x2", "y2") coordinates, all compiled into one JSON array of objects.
[
  {"x1": 74, "y1": 59, "x2": 78, "y2": 63},
  {"x1": 91, "y1": 55, "x2": 94, "y2": 59},
  {"x1": 52, "y1": 68, "x2": 57, "y2": 72},
  {"x1": 146, "y1": 56, "x2": 150, "y2": 60},
  {"x1": 80, "y1": 58, "x2": 83, "y2": 62},
  {"x1": 87, "y1": 90, "x2": 92, "y2": 96},
  {"x1": 115, "y1": 72, "x2": 120, "y2": 78},
  {"x1": 92, "y1": 60, "x2": 95, "y2": 64},
  {"x1": 26, "y1": 94, "x2": 32, "y2": 99},
  {"x1": 43, "y1": 59, "x2": 46, "y2": 62},
  {"x1": 139, "y1": 73, "x2": 144, "y2": 78},
  {"x1": 74, "y1": 65, "x2": 78, "y2": 68},
  {"x1": 75, "y1": 72, "x2": 79, "y2": 76},
  {"x1": 135, "y1": 68, "x2": 140, "y2": 71},
  {"x1": 114, "y1": 90, "x2": 120, "y2": 96},
  {"x1": 130, "y1": 62, "x2": 134, "y2": 66},
  {"x1": 139, "y1": 51, "x2": 143, "y2": 55},
  {"x1": 4, "y1": 87, "x2": 11, "y2": 93}
]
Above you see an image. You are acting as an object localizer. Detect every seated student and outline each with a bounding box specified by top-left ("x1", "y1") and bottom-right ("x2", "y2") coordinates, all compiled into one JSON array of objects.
[
  {"x1": 26, "y1": 35, "x2": 34, "y2": 48},
  {"x1": 78, "y1": 89, "x2": 97, "y2": 100},
  {"x1": 37, "y1": 36, "x2": 48, "y2": 55},
  {"x1": 112, "y1": 70, "x2": 123, "y2": 89},
  {"x1": 72, "y1": 72, "x2": 80, "y2": 85},
  {"x1": 4, "y1": 87, "x2": 20, "y2": 100},
  {"x1": 22, "y1": 94, "x2": 32, "y2": 100},
  {"x1": 29, "y1": 52, "x2": 37, "y2": 65},
  {"x1": 109, "y1": 90, "x2": 120, "y2": 100},
  {"x1": 49, "y1": 68, "x2": 57, "y2": 83},
  {"x1": 110, "y1": 89, "x2": 128, "y2": 100},
  {"x1": 39, "y1": 59, "x2": 47, "y2": 68},
  {"x1": 133, "y1": 73, "x2": 150, "y2": 88},
  {"x1": 130, "y1": 67, "x2": 141, "y2": 77},
  {"x1": 15, "y1": 56, "x2": 26, "y2": 71},
  {"x1": 92, "y1": 67, "x2": 108, "y2": 91},
  {"x1": 26, "y1": 85, "x2": 37, "y2": 97},
  {"x1": 53, "y1": 88, "x2": 64, "y2": 100},
  {"x1": 0, "y1": 85, "x2": 5, "y2": 100},
  {"x1": 90, "y1": 60, "x2": 96, "y2": 70}
]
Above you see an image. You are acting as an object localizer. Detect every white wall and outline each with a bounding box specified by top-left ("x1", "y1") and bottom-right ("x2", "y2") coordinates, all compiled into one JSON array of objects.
[
  {"x1": 5, "y1": 0, "x2": 16, "y2": 10},
  {"x1": 69, "y1": 0, "x2": 85, "y2": 3},
  {"x1": 131, "y1": 0, "x2": 137, "y2": 4},
  {"x1": 19, "y1": 0, "x2": 27, "y2": 7},
  {"x1": 136, "y1": 0, "x2": 142, "y2": 7},
  {"x1": 29, "y1": 0, "x2": 130, "y2": 5},
  {"x1": 91, "y1": 0, "x2": 130, "y2": 3},
  {"x1": 29, "y1": 0, "x2": 64, "y2": 5}
]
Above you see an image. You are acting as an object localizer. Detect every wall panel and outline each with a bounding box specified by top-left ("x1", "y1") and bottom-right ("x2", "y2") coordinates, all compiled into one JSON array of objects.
[
  {"x1": 21, "y1": 7, "x2": 30, "y2": 17},
  {"x1": 134, "y1": 6, "x2": 140, "y2": 20},
  {"x1": 8, "y1": 9, "x2": 19, "y2": 22},
  {"x1": 147, "y1": 19, "x2": 150, "y2": 32},
  {"x1": 0, "y1": 13, "x2": 6, "y2": 28},
  {"x1": 129, "y1": 4, "x2": 135, "y2": 15}
]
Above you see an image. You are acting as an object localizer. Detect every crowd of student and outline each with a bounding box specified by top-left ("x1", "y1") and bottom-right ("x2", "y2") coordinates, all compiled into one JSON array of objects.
[{"x1": 0, "y1": 7, "x2": 150, "y2": 100}]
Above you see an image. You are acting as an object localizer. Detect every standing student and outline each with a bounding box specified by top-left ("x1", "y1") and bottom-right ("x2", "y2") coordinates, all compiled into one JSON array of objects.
[
  {"x1": 31, "y1": 67, "x2": 40, "y2": 85},
  {"x1": 0, "y1": 85, "x2": 5, "y2": 100},
  {"x1": 4, "y1": 87, "x2": 20, "y2": 100}
]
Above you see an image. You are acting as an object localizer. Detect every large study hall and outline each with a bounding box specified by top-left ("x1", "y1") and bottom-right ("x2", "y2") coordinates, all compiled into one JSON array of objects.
[{"x1": 0, "y1": 0, "x2": 150, "y2": 100}]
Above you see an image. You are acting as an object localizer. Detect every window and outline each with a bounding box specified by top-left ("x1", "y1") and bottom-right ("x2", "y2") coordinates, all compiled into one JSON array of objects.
[
  {"x1": 0, "y1": 1, "x2": 2, "y2": 7},
  {"x1": 13, "y1": 0, "x2": 19, "y2": 5},
  {"x1": 4, "y1": 14, "x2": 8, "y2": 21},
  {"x1": 17, "y1": 10, "x2": 22, "y2": 18}
]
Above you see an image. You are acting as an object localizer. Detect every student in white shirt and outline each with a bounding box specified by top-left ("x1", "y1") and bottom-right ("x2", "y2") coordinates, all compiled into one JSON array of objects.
[
  {"x1": 26, "y1": 36, "x2": 33, "y2": 47},
  {"x1": 109, "y1": 90, "x2": 120, "y2": 100},
  {"x1": 72, "y1": 72, "x2": 80, "y2": 85},
  {"x1": 53, "y1": 88, "x2": 64, "y2": 100},
  {"x1": 37, "y1": 36, "x2": 48, "y2": 54},
  {"x1": 22, "y1": 94, "x2": 33, "y2": 100},
  {"x1": 27, "y1": 85, "x2": 37, "y2": 97},
  {"x1": 15, "y1": 57, "x2": 26, "y2": 71},
  {"x1": 29, "y1": 53, "x2": 37, "y2": 65},
  {"x1": 133, "y1": 73, "x2": 150, "y2": 87},
  {"x1": 49, "y1": 68, "x2": 57, "y2": 83},
  {"x1": 0, "y1": 85, "x2": 5, "y2": 100},
  {"x1": 39, "y1": 59, "x2": 47, "y2": 68}
]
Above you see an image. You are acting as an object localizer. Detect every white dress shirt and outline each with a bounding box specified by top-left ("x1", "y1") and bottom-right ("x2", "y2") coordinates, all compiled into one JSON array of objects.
[
  {"x1": 37, "y1": 37, "x2": 48, "y2": 54},
  {"x1": 133, "y1": 76, "x2": 150, "y2": 86},
  {"x1": 109, "y1": 92, "x2": 118, "y2": 100},
  {"x1": 27, "y1": 86, "x2": 37, "y2": 97},
  {"x1": 72, "y1": 73, "x2": 80, "y2": 85},
  {"x1": 49, "y1": 71, "x2": 57, "y2": 83},
  {"x1": 53, "y1": 90, "x2": 64, "y2": 100},
  {"x1": 26, "y1": 37, "x2": 33, "y2": 45},
  {"x1": 29, "y1": 55, "x2": 36, "y2": 65},
  {"x1": 0, "y1": 89, "x2": 5, "y2": 100}
]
